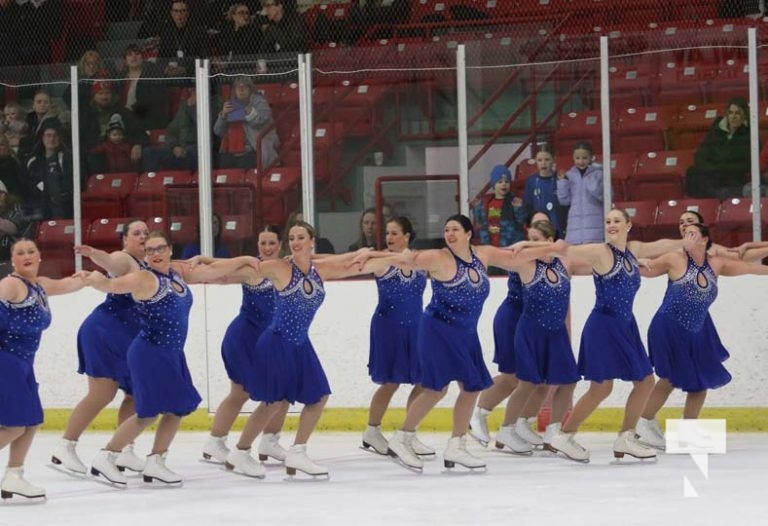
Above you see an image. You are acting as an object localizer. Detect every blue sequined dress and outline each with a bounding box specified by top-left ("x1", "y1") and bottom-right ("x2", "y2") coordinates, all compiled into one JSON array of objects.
[
  {"x1": 248, "y1": 262, "x2": 330, "y2": 404},
  {"x1": 129, "y1": 268, "x2": 201, "y2": 418},
  {"x1": 647, "y1": 251, "x2": 730, "y2": 392},
  {"x1": 417, "y1": 250, "x2": 492, "y2": 392},
  {"x1": 514, "y1": 257, "x2": 579, "y2": 384},
  {"x1": 578, "y1": 244, "x2": 652, "y2": 382},
  {"x1": 221, "y1": 276, "x2": 275, "y2": 388},
  {"x1": 0, "y1": 276, "x2": 52, "y2": 426},
  {"x1": 368, "y1": 266, "x2": 426, "y2": 384},
  {"x1": 76, "y1": 255, "x2": 146, "y2": 393},
  {"x1": 492, "y1": 272, "x2": 524, "y2": 374}
]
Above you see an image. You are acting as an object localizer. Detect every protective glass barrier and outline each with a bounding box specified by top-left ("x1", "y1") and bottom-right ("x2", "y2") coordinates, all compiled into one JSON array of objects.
[
  {"x1": 465, "y1": 27, "x2": 599, "y2": 245},
  {"x1": 605, "y1": 19, "x2": 763, "y2": 245},
  {"x1": 1, "y1": 63, "x2": 74, "y2": 278},
  {"x1": 208, "y1": 52, "x2": 300, "y2": 258},
  {"x1": 311, "y1": 39, "x2": 459, "y2": 256}
]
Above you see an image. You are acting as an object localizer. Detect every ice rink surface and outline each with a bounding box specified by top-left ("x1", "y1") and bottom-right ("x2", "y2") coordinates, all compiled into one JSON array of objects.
[{"x1": 1, "y1": 431, "x2": 766, "y2": 525}]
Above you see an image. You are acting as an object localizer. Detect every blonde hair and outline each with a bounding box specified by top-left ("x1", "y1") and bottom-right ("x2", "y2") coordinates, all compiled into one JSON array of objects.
[{"x1": 77, "y1": 50, "x2": 105, "y2": 77}]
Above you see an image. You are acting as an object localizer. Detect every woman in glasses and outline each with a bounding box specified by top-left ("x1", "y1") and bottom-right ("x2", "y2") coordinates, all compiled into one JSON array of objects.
[{"x1": 83, "y1": 231, "x2": 204, "y2": 488}]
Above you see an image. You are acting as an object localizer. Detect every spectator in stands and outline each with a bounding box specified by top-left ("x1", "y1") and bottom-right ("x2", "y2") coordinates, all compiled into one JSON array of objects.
[
  {"x1": 90, "y1": 114, "x2": 140, "y2": 174},
  {"x1": 556, "y1": 140, "x2": 604, "y2": 244},
  {"x1": 0, "y1": 134, "x2": 23, "y2": 198},
  {"x1": 20, "y1": 90, "x2": 67, "y2": 159},
  {"x1": 522, "y1": 145, "x2": 566, "y2": 234},
  {"x1": 2, "y1": 103, "x2": 29, "y2": 154},
  {"x1": 145, "y1": 87, "x2": 198, "y2": 172},
  {"x1": 21, "y1": 121, "x2": 74, "y2": 220},
  {"x1": 81, "y1": 80, "x2": 148, "y2": 176},
  {"x1": 213, "y1": 76, "x2": 279, "y2": 170},
  {"x1": 158, "y1": 0, "x2": 206, "y2": 77},
  {"x1": 116, "y1": 44, "x2": 168, "y2": 130},
  {"x1": 260, "y1": 0, "x2": 307, "y2": 55},
  {"x1": 472, "y1": 164, "x2": 525, "y2": 247},
  {"x1": 0, "y1": 179, "x2": 32, "y2": 277},
  {"x1": 348, "y1": 207, "x2": 381, "y2": 251},
  {"x1": 216, "y1": 3, "x2": 264, "y2": 67},
  {"x1": 685, "y1": 96, "x2": 752, "y2": 201},
  {"x1": 63, "y1": 50, "x2": 110, "y2": 112},
  {"x1": 180, "y1": 213, "x2": 231, "y2": 259}
]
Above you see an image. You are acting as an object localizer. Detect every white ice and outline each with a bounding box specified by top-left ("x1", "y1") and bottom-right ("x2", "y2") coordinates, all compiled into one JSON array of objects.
[{"x1": 1, "y1": 431, "x2": 766, "y2": 525}]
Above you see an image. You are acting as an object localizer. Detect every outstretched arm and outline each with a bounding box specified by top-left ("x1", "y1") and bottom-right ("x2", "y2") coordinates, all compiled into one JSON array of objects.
[
  {"x1": 38, "y1": 274, "x2": 90, "y2": 296},
  {"x1": 75, "y1": 245, "x2": 137, "y2": 277},
  {"x1": 630, "y1": 238, "x2": 684, "y2": 259},
  {"x1": 640, "y1": 252, "x2": 676, "y2": 278},
  {"x1": 715, "y1": 257, "x2": 768, "y2": 277},
  {"x1": 184, "y1": 256, "x2": 260, "y2": 284}
]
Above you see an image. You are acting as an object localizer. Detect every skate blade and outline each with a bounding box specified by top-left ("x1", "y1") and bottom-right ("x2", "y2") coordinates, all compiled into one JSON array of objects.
[
  {"x1": 283, "y1": 470, "x2": 330, "y2": 482},
  {"x1": 257, "y1": 454, "x2": 286, "y2": 464},
  {"x1": 468, "y1": 433, "x2": 490, "y2": 448},
  {"x1": 359, "y1": 444, "x2": 392, "y2": 457},
  {"x1": 441, "y1": 465, "x2": 487, "y2": 475},
  {"x1": 88, "y1": 472, "x2": 128, "y2": 489},
  {"x1": 141, "y1": 477, "x2": 184, "y2": 488},
  {"x1": 389, "y1": 456, "x2": 423, "y2": 473},
  {"x1": 0, "y1": 493, "x2": 47, "y2": 505},
  {"x1": 222, "y1": 464, "x2": 266, "y2": 479},
  {"x1": 555, "y1": 452, "x2": 590, "y2": 464},
  {"x1": 414, "y1": 451, "x2": 437, "y2": 458},
  {"x1": 610, "y1": 453, "x2": 658, "y2": 465},
  {"x1": 493, "y1": 443, "x2": 533, "y2": 456},
  {"x1": 47, "y1": 463, "x2": 88, "y2": 479}
]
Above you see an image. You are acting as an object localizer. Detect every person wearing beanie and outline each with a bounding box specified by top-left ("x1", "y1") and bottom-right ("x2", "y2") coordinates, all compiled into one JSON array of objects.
[
  {"x1": 91, "y1": 114, "x2": 137, "y2": 173},
  {"x1": 81, "y1": 80, "x2": 148, "y2": 176},
  {"x1": 471, "y1": 164, "x2": 525, "y2": 249},
  {"x1": 685, "y1": 96, "x2": 754, "y2": 200}
]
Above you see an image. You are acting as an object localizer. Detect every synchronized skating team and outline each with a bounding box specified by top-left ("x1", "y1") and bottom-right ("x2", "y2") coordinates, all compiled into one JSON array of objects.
[{"x1": 2, "y1": 203, "x2": 768, "y2": 502}]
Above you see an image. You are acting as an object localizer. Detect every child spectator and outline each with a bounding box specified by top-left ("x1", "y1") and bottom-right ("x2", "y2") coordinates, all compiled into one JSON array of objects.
[
  {"x1": 91, "y1": 114, "x2": 138, "y2": 173},
  {"x1": 472, "y1": 164, "x2": 525, "y2": 247},
  {"x1": 556, "y1": 140, "x2": 604, "y2": 244},
  {"x1": 522, "y1": 145, "x2": 566, "y2": 234}
]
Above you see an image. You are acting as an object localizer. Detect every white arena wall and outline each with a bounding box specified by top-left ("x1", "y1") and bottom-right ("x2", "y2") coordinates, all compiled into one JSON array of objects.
[{"x1": 36, "y1": 276, "x2": 768, "y2": 411}]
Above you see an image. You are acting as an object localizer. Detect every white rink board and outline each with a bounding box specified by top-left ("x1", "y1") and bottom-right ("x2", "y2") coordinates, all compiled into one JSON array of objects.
[{"x1": 35, "y1": 276, "x2": 768, "y2": 410}]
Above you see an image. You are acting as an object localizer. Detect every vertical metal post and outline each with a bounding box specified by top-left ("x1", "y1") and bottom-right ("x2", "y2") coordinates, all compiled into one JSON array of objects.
[
  {"x1": 195, "y1": 59, "x2": 214, "y2": 255},
  {"x1": 748, "y1": 28, "x2": 761, "y2": 241},
  {"x1": 70, "y1": 65, "x2": 83, "y2": 271},
  {"x1": 457, "y1": 45, "x2": 469, "y2": 216},
  {"x1": 299, "y1": 53, "x2": 316, "y2": 225},
  {"x1": 599, "y1": 36, "x2": 612, "y2": 239}
]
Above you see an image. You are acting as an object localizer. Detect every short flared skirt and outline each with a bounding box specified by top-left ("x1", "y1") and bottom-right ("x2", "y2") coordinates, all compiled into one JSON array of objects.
[
  {"x1": 221, "y1": 316, "x2": 270, "y2": 387},
  {"x1": 0, "y1": 353, "x2": 43, "y2": 427},
  {"x1": 578, "y1": 310, "x2": 653, "y2": 382},
  {"x1": 492, "y1": 300, "x2": 523, "y2": 374},
  {"x1": 76, "y1": 309, "x2": 138, "y2": 393},
  {"x1": 368, "y1": 315, "x2": 420, "y2": 385},
  {"x1": 246, "y1": 328, "x2": 331, "y2": 405},
  {"x1": 513, "y1": 314, "x2": 580, "y2": 385},
  {"x1": 416, "y1": 315, "x2": 492, "y2": 392},
  {"x1": 648, "y1": 311, "x2": 731, "y2": 392},
  {"x1": 127, "y1": 339, "x2": 201, "y2": 418}
]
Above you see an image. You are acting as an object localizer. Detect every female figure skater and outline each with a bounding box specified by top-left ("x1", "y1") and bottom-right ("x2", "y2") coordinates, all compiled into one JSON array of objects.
[
  {"x1": 214, "y1": 221, "x2": 374, "y2": 478},
  {"x1": 86, "y1": 232, "x2": 203, "y2": 487},
  {"x1": 548, "y1": 208, "x2": 686, "y2": 461},
  {"x1": 356, "y1": 214, "x2": 541, "y2": 472},
  {"x1": 0, "y1": 239, "x2": 88, "y2": 500},
  {"x1": 469, "y1": 211, "x2": 553, "y2": 451},
  {"x1": 360, "y1": 216, "x2": 433, "y2": 457},
  {"x1": 638, "y1": 223, "x2": 768, "y2": 446},
  {"x1": 190, "y1": 226, "x2": 290, "y2": 478},
  {"x1": 52, "y1": 219, "x2": 149, "y2": 475}
]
